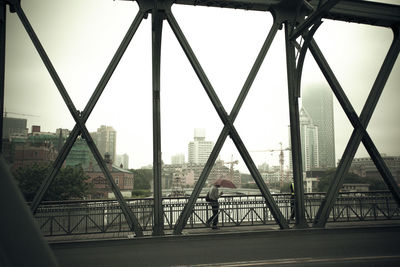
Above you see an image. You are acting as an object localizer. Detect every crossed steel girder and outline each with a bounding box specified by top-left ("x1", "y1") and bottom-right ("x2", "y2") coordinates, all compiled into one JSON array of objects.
[
  {"x1": 7, "y1": 1, "x2": 145, "y2": 237},
  {"x1": 310, "y1": 28, "x2": 400, "y2": 227},
  {"x1": 172, "y1": 14, "x2": 290, "y2": 234},
  {"x1": 1, "y1": 0, "x2": 399, "y2": 238}
]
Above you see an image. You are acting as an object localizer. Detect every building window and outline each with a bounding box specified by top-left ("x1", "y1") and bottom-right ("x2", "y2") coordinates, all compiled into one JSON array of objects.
[{"x1": 115, "y1": 178, "x2": 119, "y2": 185}]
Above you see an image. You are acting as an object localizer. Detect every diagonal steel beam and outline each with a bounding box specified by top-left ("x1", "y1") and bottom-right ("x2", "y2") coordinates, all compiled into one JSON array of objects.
[
  {"x1": 284, "y1": 21, "x2": 308, "y2": 228},
  {"x1": 309, "y1": 35, "x2": 400, "y2": 228},
  {"x1": 166, "y1": 11, "x2": 289, "y2": 232},
  {"x1": 151, "y1": 7, "x2": 164, "y2": 236},
  {"x1": 14, "y1": 3, "x2": 144, "y2": 236},
  {"x1": 173, "y1": 16, "x2": 282, "y2": 235},
  {"x1": 30, "y1": 8, "x2": 145, "y2": 214},
  {"x1": 312, "y1": 27, "x2": 400, "y2": 228},
  {"x1": 290, "y1": 0, "x2": 340, "y2": 41},
  {"x1": 30, "y1": 10, "x2": 146, "y2": 215}
]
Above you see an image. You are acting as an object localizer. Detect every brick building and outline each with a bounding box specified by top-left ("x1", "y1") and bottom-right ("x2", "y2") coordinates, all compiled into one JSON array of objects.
[
  {"x1": 349, "y1": 155, "x2": 400, "y2": 183},
  {"x1": 12, "y1": 139, "x2": 57, "y2": 170},
  {"x1": 85, "y1": 155, "x2": 134, "y2": 199}
]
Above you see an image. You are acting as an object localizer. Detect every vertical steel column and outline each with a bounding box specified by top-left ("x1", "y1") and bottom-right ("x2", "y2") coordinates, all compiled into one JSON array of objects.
[
  {"x1": 167, "y1": 11, "x2": 289, "y2": 232},
  {"x1": 313, "y1": 27, "x2": 400, "y2": 228},
  {"x1": 0, "y1": 2, "x2": 5, "y2": 152},
  {"x1": 173, "y1": 20, "x2": 282, "y2": 234},
  {"x1": 284, "y1": 21, "x2": 308, "y2": 228},
  {"x1": 309, "y1": 37, "x2": 400, "y2": 217},
  {"x1": 151, "y1": 6, "x2": 164, "y2": 236}
]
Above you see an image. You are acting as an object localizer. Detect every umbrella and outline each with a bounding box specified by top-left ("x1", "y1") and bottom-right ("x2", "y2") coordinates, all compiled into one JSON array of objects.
[{"x1": 213, "y1": 178, "x2": 236, "y2": 189}]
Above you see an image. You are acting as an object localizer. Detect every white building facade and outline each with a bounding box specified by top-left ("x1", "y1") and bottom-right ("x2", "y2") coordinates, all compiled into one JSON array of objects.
[
  {"x1": 188, "y1": 128, "x2": 214, "y2": 164},
  {"x1": 291, "y1": 107, "x2": 320, "y2": 172},
  {"x1": 91, "y1": 125, "x2": 117, "y2": 162},
  {"x1": 116, "y1": 153, "x2": 129, "y2": 169},
  {"x1": 171, "y1": 154, "x2": 185, "y2": 165}
]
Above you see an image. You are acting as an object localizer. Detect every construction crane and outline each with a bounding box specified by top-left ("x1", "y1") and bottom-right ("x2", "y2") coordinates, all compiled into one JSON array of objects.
[
  {"x1": 223, "y1": 155, "x2": 238, "y2": 182},
  {"x1": 4, "y1": 110, "x2": 39, "y2": 118},
  {"x1": 251, "y1": 143, "x2": 291, "y2": 189}
]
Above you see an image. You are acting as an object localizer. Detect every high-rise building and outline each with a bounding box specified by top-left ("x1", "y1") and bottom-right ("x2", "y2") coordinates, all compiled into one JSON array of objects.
[
  {"x1": 2, "y1": 117, "x2": 28, "y2": 139},
  {"x1": 299, "y1": 107, "x2": 319, "y2": 171},
  {"x1": 289, "y1": 107, "x2": 319, "y2": 172},
  {"x1": 91, "y1": 125, "x2": 117, "y2": 162},
  {"x1": 188, "y1": 128, "x2": 214, "y2": 164},
  {"x1": 302, "y1": 86, "x2": 336, "y2": 168},
  {"x1": 116, "y1": 153, "x2": 129, "y2": 169}
]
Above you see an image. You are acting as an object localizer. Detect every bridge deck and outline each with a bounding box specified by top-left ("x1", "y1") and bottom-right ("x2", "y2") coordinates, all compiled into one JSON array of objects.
[
  {"x1": 50, "y1": 221, "x2": 400, "y2": 267},
  {"x1": 44, "y1": 219, "x2": 400, "y2": 243}
]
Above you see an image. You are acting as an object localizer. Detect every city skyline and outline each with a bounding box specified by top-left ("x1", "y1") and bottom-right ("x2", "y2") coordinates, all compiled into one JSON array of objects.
[
  {"x1": 4, "y1": 118, "x2": 399, "y2": 176},
  {"x1": 4, "y1": 0, "x2": 400, "y2": 173}
]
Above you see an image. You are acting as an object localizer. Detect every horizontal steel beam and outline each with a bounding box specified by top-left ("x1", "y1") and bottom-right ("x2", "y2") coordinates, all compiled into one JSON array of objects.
[
  {"x1": 316, "y1": 0, "x2": 400, "y2": 27},
  {"x1": 290, "y1": 0, "x2": 339, "y2": 40},
  {"x1": 130, "y1": 0, "x2": 400, "y2": 27}
]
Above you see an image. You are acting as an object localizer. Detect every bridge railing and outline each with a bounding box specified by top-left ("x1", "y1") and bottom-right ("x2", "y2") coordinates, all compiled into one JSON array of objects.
[{"x1": 34, "y1": 191, "x2": 400, "y2": 236}]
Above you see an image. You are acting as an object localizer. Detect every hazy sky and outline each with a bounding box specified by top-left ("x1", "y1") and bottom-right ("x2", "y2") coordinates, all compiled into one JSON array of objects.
[{"x1": 4, "y1": 0, "x2": 400, "y2": 173}]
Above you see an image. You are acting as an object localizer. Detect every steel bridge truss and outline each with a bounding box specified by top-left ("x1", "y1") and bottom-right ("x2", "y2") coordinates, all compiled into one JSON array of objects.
[{"x1": 1, "y1": 0, "x2": 400, "y2": 237}]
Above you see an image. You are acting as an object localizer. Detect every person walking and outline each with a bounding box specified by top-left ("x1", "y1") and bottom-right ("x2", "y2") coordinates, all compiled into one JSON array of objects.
[
  {"x1": 290, "y1": 182, "x2": 295, "y2": 220},
  {"x1": 206, "y1": 184, "x2": 222, "y2": 229}
]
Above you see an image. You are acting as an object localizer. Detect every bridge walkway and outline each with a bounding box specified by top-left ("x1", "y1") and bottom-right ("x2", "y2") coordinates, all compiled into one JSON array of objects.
[{"x1": 45, "y1": 219, "x2": 400, "y2": 243}]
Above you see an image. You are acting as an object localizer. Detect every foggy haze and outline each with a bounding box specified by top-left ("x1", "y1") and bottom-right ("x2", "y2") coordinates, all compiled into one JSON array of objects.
[{"x1": 4, "y1": 0, "x2": 400, "y2": 173}]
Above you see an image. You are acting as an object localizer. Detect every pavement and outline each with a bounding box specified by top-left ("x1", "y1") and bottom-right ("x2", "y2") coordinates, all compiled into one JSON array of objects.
[{"x1": 50, "y1": 220, "x2": 400, "y2": 267}]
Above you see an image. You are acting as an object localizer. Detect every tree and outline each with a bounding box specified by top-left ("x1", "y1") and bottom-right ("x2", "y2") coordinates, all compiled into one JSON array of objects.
[
  {"x1": 130, "y1": 169, "x2": 152, "y2": 190},
  {"x1": 130, "y1": 169, "x2": 152, "y2": 198},
  {"x1": 317, "y1": 169, "x2": 387, "y2": 192},
  {"x1": 14, "y1": 163, "x2": 91, "y2": 201}
]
